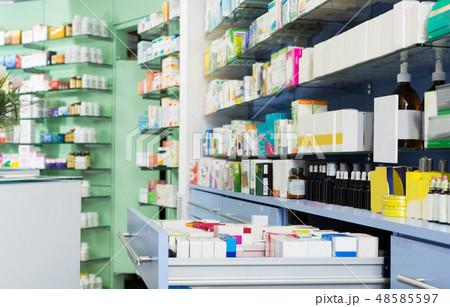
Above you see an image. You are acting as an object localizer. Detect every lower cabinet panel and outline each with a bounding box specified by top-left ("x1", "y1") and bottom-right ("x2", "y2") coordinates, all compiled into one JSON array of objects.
[{"x1": 391, "y1": 235, "x2": 450, "y2": 289}]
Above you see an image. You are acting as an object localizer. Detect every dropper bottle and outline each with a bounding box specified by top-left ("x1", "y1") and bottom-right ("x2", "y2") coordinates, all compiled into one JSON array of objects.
[
  {"x1": 428, "y1": 59, "x2": 446, "y2": 92},
  {"x1": 392, "y1": 62, "x2": 421, "y2": 149}
]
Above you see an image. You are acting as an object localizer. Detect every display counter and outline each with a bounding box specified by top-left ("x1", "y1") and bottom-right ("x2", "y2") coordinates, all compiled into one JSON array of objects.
[{"x1": 0, "y1": 175, "x2": 82, "y2": 288}]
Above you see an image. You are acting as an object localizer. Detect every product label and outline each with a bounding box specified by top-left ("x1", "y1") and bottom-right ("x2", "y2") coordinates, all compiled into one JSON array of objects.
[
  {"x1": 263, "y1": 178, "x2": 269, "y2": 196},
  {"x1": 398, "y1": 110, "x2": 421, "y2": 140},
  {"x1": 288, "y1": 179, "x2": 305, "y2": 196}
]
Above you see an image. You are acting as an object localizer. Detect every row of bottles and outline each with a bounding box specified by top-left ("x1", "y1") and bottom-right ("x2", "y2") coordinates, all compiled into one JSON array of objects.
[
  {"x1": 394, "y1": 55, "x2": 446, "y2": 149},
  {"x1": 425, "y1": 174, "x2": 450, "y2": 224},
  {"x1": 306, "y1": 162, "x2": 371, "y2": 210}
]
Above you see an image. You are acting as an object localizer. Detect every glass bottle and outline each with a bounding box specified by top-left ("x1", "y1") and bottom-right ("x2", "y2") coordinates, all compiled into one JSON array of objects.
[
  {"x1": 84, "y1": 151, "x2": 91, "y2": 169},
  {"x1": 288, "y1": 168, "x2": 306, "y2": 199},
  {"x1": 67, "y1": 151, "x2": 75, "y2": 169},
  {"x1": 392, "y1": 62, "x2": 421, "y2": 149}
]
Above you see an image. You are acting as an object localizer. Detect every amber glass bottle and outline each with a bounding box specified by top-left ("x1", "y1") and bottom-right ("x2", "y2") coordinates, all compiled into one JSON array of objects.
[
  {"x1": 392, "y1": 63, "x2": 421, "y2": 149},
  {"x1": 288, "y1": 168, "x2": 306, "y2": 199}
]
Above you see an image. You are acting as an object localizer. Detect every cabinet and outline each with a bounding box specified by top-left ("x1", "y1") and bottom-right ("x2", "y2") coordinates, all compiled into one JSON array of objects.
[
  {"x1": 391, "y1": 236, "x2": 449, "y2": 289},
  {"x1": 120, "y1": 208, "x2": 388, "y2": 289}
]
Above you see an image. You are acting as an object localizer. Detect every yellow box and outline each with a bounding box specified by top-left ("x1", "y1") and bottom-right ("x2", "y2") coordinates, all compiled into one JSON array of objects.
[
  {"x1": 204, "y1": 47, "x2": 210, "y2": 76},
  {"x1": 370, "y1": 166, "x2": 407, "y2": 213},
  {"x1": 49, "y1": 26, "x2": 66, "y2": 40},
  {"x1": 9, "y1": 30, "x2": 21, "y2": 45}
]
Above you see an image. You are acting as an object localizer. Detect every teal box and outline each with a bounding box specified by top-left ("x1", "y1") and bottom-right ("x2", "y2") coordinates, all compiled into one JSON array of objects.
[
  {"x1": 257, "y1": 123, "x2": 267, "y2": 156},
  {"x1": 428, "y1": 0, "x2": 450, "y2": 39},
  {"x1": 265, "y1": 113, "x2": 290, "y2": 131}
]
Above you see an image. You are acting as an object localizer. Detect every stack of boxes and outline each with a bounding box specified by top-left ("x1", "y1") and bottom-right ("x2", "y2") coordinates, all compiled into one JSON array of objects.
[
  {"x1": 137, "y1": 35, "x2": 180, "y2": 65},
  {"x1": 137, "y1": 0, "x2": 180, "y2": 34},
  {"x1": 159, "y1": 215, "x2": 379, "y2": 259},
  {"x1": 139, "y1": 180, "x2": 178, "y2": 208},
  {"x1": 138, "y1": 57, "x2": 180, "y2": 94}
]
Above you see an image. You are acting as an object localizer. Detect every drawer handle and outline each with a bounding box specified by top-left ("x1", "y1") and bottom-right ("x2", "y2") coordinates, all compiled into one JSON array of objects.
[
  {"x1": 188, "y1": 201, "x2": 219, "y2": 213},
  {"x1": 219, "y1": 213, "x2": 249, "y2": 224},
  {"x1": 397, "y1": 275, "x2": 440, "y2": 289},
  {"x1": 117, "y1": 232, "x2": 152, "y2": 266}
]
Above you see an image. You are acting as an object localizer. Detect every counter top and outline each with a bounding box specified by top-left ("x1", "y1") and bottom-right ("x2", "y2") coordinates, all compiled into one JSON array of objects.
[{"x1": 0, "y1": 175, "x2": 82, "y2": 184}]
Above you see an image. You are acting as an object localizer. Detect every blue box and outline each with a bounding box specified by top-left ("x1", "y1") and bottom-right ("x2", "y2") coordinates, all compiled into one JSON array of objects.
[{"x1": 4, "y1": 55, "x2": 16, "y2": 69}]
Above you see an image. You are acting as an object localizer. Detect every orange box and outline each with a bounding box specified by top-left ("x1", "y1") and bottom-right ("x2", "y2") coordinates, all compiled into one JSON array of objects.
[
  {"x1": 146, "y1": 71, "x2": 154, "y2": 92},
  {"x1": 49, "y1": 26, "x2": 66, "y2": 39},
  {"x1": 9, "y1": 30, "x2": 21, "y2": 45}
]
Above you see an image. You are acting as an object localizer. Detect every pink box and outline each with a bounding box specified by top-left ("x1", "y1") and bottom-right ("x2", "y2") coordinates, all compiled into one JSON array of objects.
[{"x1": 285, "y1": 48, "x2": 304, "y2": 88}]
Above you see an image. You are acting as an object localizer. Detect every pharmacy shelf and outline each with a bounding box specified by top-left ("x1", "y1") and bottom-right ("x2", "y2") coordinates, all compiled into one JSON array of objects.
[
  {"x1": 81, "y1": 226, "x2": 111, "y2": 232},
  {"x1": 19, "y1": 88, "x2": 112, "y2": 96},
  {"x1": 138, "y1": 202, "x2": 167, "y2": 208},
  {"x1": 139, "y1": 51, "x2": 179, "y2": 71},
  {"x1": 205, "y1": 0, "x2": 271, "y2": 41},
  {"x1": 0, "y1": 34, "x2": 112, "y2": 52},
  {"x1": 204, "y1": 36, "x2": 450, "y2": 116},
  {"x1": 0, "y1": 142, "x2": 111, "y2": 148},
  {"x1": 140, "y1": 166, "x2": 178, "y2": 171},
  {"x1": 7, "y1": 62, "x2": 113, "y2": 73},
  {"x1": 41, "y1": 168, "x2": 111, "y2": 174},
  {"x1": 140, "y1": 17, "x2": 180, "y2": 41},
  {"x1": 21, "y1": 115, "x2": 112, "y2": 121},
  {"x1": 82, "y1": 196, "x2": 111, "y2": 201},
  {"x1": 190, "y1": 184, "x2": 450, "y2": 246},
  {"x1": 205, "y1": 58, "x2": 255, "y2": 80},
  {"x1": 80, "y1": 257, "x2": 110, "y2": 265},
  {"x1": 140, "y1": 126, "x2": 178, "y2": 135},
  {"x1": 140, "y1": 86, "x2": 179, "y2": 100}
]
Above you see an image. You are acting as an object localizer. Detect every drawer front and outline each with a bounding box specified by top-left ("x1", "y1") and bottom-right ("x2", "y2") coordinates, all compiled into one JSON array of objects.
[
  {"x1": 391, "y1": 235, "x2": 450, "y2": 289},
  {"x1": 221, "y1": 198, "x2": 283, "y2": 225},
  {"x1": 190, "y1": 189, "x2": 223, "y2": 220}
]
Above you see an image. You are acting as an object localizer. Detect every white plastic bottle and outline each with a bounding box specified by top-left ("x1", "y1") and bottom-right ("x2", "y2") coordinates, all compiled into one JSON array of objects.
[
  {"x1": 96, "y1": 48, "x2": 103, "y2": 64},
  {"x1": 423, "y1": 176, "x2": 437, "y2": 221},
  {"x1": 432, "y1": 175, "x2": 443, "y2": 222},
  {"x1": 91, "y1": 18, "x2": 99, "y2": 36},
  {"x1": 72, "y1": 15, "x2": 82, "y2": 36},
  {"x1": 439, "y1": 176, "x2": 449, "y2": 223},
  {"x1": 81, "y1": 180, "x2": 90, "y2": 197},
  {"x1": 100, "y1": 20, "x2": 108, "y2": 37},
  {"x1": 81, "y1": 16, "x2": 91, "y2": 35}
]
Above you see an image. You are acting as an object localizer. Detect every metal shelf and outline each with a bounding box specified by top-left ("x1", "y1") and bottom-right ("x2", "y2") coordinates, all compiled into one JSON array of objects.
[
  {"x1": 138, "y1": 202, "x2": 167, "y2": 208},
  {"x1": 190, "y1": 184, "x2": 450, "y2": 246},
  {"x1": 140, "y1": 126, "x2": 178, "y2": 135},
  {"x1": 19, "y1": 88, "x2": 112, "y2": 96},
  {"x1": 41, "y1": 168, "x2": 111, "y2": 174},
  {"x1": 139, "y1": 17, "x2": 180, "y2": 41},
  {"x1": 80, "y1": 257, "x2": 110, "y2": 265},
  {"x1": 140, "y1": 166, "x2": 178, "y2": 171},
  {"x1": 205, "y1": 0, "x2": 270, "y2": 41},
  {"x1": 140, "y1": 51, "x2": 179, "y2": 71},
  {"x1": 140, "y1": 86, "x2": 179, "y2": 100},
  {"x1": 8, "y1": 62, "x2": 113, "y2": 73},
  {"x1": 81, "y1": 226, "x2": 111, "y2": 232},
  {"x1": 82, "y1": 196, "x2": 111, "y2": 201},
  {"x1": 205, "y1": 58, "x2": 255, "y2": 80},
  {"x1": 21, "y1": 115, "x2": 112, "y2": 121},
  {"x1": 0, "y1": 34, "x2": 112, "y2": 54}
]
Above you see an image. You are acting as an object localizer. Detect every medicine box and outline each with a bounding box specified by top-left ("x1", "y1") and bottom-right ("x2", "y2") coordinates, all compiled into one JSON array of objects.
[
  {"x1": 176, "y1": 237, "x2": 189, "y2": 258},
  {"x1": 307, "y1": 239, "x2": 332, "y2": 257}
]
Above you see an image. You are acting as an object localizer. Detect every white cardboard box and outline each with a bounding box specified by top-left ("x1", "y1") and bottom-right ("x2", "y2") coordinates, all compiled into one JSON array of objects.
[
  {"x1": 176, "y1": 237, "x2": 189, "y2": 258},
  {"x1": 187, "y1": 237, "x2": 202, "y2": 258},
  {"x1": 334, "y1": 109, "x2": 360, "y2": 152},
  {"x1": 199, "y1": 238, "x2": 214, "y2": 258},
  {"x1": 307, "y1": 239, "x2": 332, "y2": 257}
]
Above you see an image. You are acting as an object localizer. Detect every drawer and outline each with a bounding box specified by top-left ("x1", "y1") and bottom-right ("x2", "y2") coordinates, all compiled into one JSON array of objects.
[
  {"x1": 391, "y1": 235, "x2": 450, "y2": 289},
  {"x1": 189, "y1": 189, "x2": 222, "y2": 221},
  {"x1": 220, "y1": 198, "x2": 283, "y2": 225}
]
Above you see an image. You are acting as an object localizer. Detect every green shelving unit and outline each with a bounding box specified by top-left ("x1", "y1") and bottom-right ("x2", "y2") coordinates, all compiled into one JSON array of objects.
[{"x1": 1, "y1": 29, "x2": 115, "y2": 288}]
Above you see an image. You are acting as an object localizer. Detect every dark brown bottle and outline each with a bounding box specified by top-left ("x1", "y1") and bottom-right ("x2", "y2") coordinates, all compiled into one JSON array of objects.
[{"x1": 392, "y1": 62, "x2": 421, "y2": 150}]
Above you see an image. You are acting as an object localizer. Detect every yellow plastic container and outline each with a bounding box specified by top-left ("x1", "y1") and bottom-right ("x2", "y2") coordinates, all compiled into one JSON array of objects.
[{"x1": 382, "y1": 195, "x2": 407, "y2": 217}]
